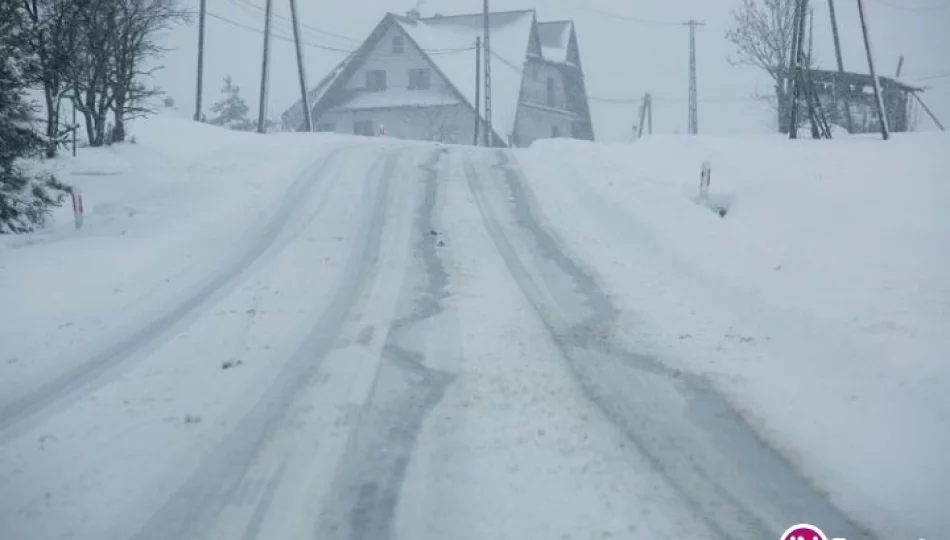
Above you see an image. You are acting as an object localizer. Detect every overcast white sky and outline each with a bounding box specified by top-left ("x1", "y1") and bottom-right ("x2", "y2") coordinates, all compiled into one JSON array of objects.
[{"x1": 154, "y1": 0, "x2": 950, "y2": 142}]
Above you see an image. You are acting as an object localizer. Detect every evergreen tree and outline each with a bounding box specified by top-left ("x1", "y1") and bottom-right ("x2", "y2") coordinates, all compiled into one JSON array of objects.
[
  {"x1": 0, "y1": 3, "x2": 68, "y2": 234},
  {"x1": 209, "y1": 76, "x2": 254, "y2": 131}
]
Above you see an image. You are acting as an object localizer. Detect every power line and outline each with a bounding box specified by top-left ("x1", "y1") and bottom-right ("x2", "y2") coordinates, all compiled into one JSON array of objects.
[
  {"x1": 868, "y1": 0, "x2": 950, "y2": 11},
  {"x1": 227, "y1": 0, "x2": 361, "y2": 44},
  {"x1": 205, "y1": 11, "x2": 351, "y2": 52},
  {"x1": 205, "y1": 11, "x2": 474, "y2": 56},
  {"x1": 553, "y1": 0, "x2": 680, "y2": 26},
  {"x1": 489, "y1": 50, "x2": 768, "y2": 105},
  {"x1": 589, "y1": 95, "x2": 772, "y2": 104}
]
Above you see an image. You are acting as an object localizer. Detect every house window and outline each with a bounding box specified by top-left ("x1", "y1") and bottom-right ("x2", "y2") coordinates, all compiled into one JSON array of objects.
[
  {"x1": 316, "y1": 123, "x2": 335, "y2": 132},
  {"x1": 366, "y1": 70, "x2": 387, "y2": 91},
  {"x1": 409, "y1": 68, "x2": 431, "y2": 90},
  {"x1": 546, "y1": 77, "x2": 556, "y2": 107},
  {"x1": 392, "y1": 36, "x2": 404, "y2": 54},
  {"x1": 552, "y1": 125, "x2": 561, "y2": 138},
  {"x1": 354, "y1": 120, "x2": 375, "y2": 136}
]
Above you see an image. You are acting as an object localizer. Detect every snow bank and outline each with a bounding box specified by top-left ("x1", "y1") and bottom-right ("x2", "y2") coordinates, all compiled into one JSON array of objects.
[
  {"x1": 519, "y1": 132, "x2": 950, "y2": 539},
  {"x1": 0, "y1": 113, "x2": 348, "y2": 399}
]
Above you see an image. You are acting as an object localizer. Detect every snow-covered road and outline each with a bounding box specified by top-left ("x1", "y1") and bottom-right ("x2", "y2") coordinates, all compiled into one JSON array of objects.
[{"x1": 0, "y1": 137, "x2": 889, "y2": 540}]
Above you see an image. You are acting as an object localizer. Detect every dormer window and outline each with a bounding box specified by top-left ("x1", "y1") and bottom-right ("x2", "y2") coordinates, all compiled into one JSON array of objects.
[{"x1": 393, "y1": 36, "x2": 405, "y2": 54}]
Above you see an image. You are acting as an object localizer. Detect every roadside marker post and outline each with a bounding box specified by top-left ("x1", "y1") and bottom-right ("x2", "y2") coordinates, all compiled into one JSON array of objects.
[
  {"x1": 71, "y1": 188, "x2": 84, "y2": 230},
  {"x1": 700, "y1": 160, "x2": 711, "y2": 200}
]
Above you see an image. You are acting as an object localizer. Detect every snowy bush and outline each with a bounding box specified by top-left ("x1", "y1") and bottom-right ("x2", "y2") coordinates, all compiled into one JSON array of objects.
[
  {"x1": 209, "y1": 76, "x2": 256, "y2": 132},
  {"x1": 1, "y1": 10, "x2": 69, "y2": 234}
]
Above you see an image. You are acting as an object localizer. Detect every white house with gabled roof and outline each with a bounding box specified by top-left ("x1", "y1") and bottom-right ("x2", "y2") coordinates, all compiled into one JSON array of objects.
[{"x1": 281, "y1": 9, "x2": 594, "y2": 147}]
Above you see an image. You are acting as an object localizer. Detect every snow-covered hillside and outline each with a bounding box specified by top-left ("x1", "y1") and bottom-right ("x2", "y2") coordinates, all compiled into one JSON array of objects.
[
  {"x1": 1, "y1": 115, "x2": 947, "y2": 540},
  {"x1": 519, "y1": 132, "x2": 950, "y2": 539},
  {"x1": 1, "y1": 116, "x2": 354, "y2": 400}
]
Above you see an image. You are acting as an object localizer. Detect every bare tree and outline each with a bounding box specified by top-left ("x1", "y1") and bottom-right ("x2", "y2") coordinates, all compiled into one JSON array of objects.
[
  {"x1": 21, "y1": 0, "x2": 88, "y2": 157},
  {"x1": 68, "y1": 0, "x2": 183, "y2": 146},
  {"x1": 413, "y1": 106, "x2": 463, "y2": 143},
  {"x1": 726, "y1": 0, "x2": 807, "y2": 133},
  {"x1": 71, "y1": 0, "x2": 117, "y2": 146},
  {"x1": 109, "y1": 0, "x2": 186, "y2": 143}
]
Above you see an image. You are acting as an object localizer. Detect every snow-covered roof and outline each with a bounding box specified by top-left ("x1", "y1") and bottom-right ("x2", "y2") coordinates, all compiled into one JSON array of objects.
[
  {"x1": 537, "y1": 21, "x2": 572, "y2": 64},
  {"x1": 281, "y1": 54, "x2": 355, "y2": 129},
  {"x1": 394, "y1": 10, "x2": 536, "y2": 142}
]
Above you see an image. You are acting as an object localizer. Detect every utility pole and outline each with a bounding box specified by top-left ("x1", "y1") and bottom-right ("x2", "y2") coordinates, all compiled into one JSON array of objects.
[
  {"x1": 807, "y1": 7, "x2": 815, "y2": 63},
  {"x1": 910, "y1": 92, "x2": 945, "y2": 131},
  {"x1": 635, "y1": 93, "x2": 653, "y2": 139},
  {"x1": 257, "y1": 0, "x2": 274, "y2": 133},
  {"x1": 788, "y1": 0, "x2": 805, "y2": 138},
  {"x1": 646, "y1": 93, "x2": 653, "y2": 135},
  {"x1": 683, "y1": 19, "x2": 703, "y2": 135},
  {"x1": 788, "y1": 0, "x2": 830, "y2": 139},
  {"x1": 856, "y1": 0, "x2": 889, "y2": 140},
  {"x1": 827, "y1": 0, "x2": 845, "y2": 73},
  {"x1": 474, "y1": 36, "x2": 482, "y2": 145},
  {"x1": 799, "y1": 0, "x2": 820, "y2": 139},
  {"x1": 288, "y1": 0, "x2": 311, "y2": 132},
  {"x1": 827, "y1": 0, "x2": 854, "y2": 132},
  {"x1": 194, "y1": 0, "x2": 206, "y2": 121},
  {"x1": 483, "y1": 0, "x2": 492, "y2": 146}
]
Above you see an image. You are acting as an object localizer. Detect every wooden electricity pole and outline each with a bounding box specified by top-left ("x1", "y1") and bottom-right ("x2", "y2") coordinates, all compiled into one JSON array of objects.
[
  {"x1": 474, "y1": 36, "x2": 481, "y2": 145},
  {"x1": 194, "y1": 0, "x2": 206, "y2": 121},
  {"x1": 257, "y1": 0, "x2": 274, "y2": 133},
  {"x1": 636, "y1": 93, "x2": 653, "y2": 139},
  {"x1": 288, "y1": 0, "x2": 311, "y2": 132},
  {"x1": 788, "y1": 0, "x2": 830, "y2": 139},
  {"x1": 826, "y1": 0, "x2": 854, "y2": 132},
  {"x1": 857, "y1": 0, "x2": 890, "y2": 140},
  {"x1": 788, "y1": 0, "x2": 804, "y2": 138},
  {"x1": 911, "y1": 92, "x2": 945, "y2": 131},
  {"x1": 827, "y1": 0, "x2": 845, "y2": 73},
  {"x1": 483, "y1": 0, "x2": 492, "y2": 146}
]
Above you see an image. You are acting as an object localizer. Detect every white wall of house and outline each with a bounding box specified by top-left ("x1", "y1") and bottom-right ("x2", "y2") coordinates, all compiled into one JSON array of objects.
[
  {"x1": 313, "y1": 24, "x2": 480, "y2": 144},
  {"x1": 515, "y1": 104, "x2": 576, "y2": 147},
  {"x1": 521, "y1": 61, "x2": 569, "y2": 111},
  {"x1": 345, "y1": 25, "x2": 455, "y2": 95},
  {"x1": 317, "y1": 104, "x2": 478, "y2": 145},
  {"x1": 513, "y1": 59, "x2": 579, "y2": 147}
]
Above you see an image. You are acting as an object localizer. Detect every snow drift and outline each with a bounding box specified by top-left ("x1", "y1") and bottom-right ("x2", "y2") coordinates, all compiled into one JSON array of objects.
[
  {"x1": 519, "y1": 132, "x2": 950, "y2": 539},
  {"x1": 0, "y1": 114, "x2": 350, "y2": 399}
]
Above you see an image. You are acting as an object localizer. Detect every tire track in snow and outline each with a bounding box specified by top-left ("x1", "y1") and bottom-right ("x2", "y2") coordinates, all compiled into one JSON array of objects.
[
  {"x1": 314, "y1": 147, "x2": 456, "y2": 540},
  {"x1": 128, "y1": 147, "x2": 401, "y2": 540},
  {"x1": 461, "y1": 149, "x2": 876, "y2": 540},
  {"x1": 0, "y1": 144, "x2": 364, "y2": 443}
]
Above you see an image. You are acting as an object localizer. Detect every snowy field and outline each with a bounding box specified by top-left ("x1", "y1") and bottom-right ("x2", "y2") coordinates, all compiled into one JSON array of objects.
[{"x1": 1, "y1": 115, "x2": 947, "y2": 540}]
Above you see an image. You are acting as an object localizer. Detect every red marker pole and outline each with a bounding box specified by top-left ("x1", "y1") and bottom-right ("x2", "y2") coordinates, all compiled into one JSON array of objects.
[{"x1": 71, "y1": 188, "x2": 84, "y2": 229}]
